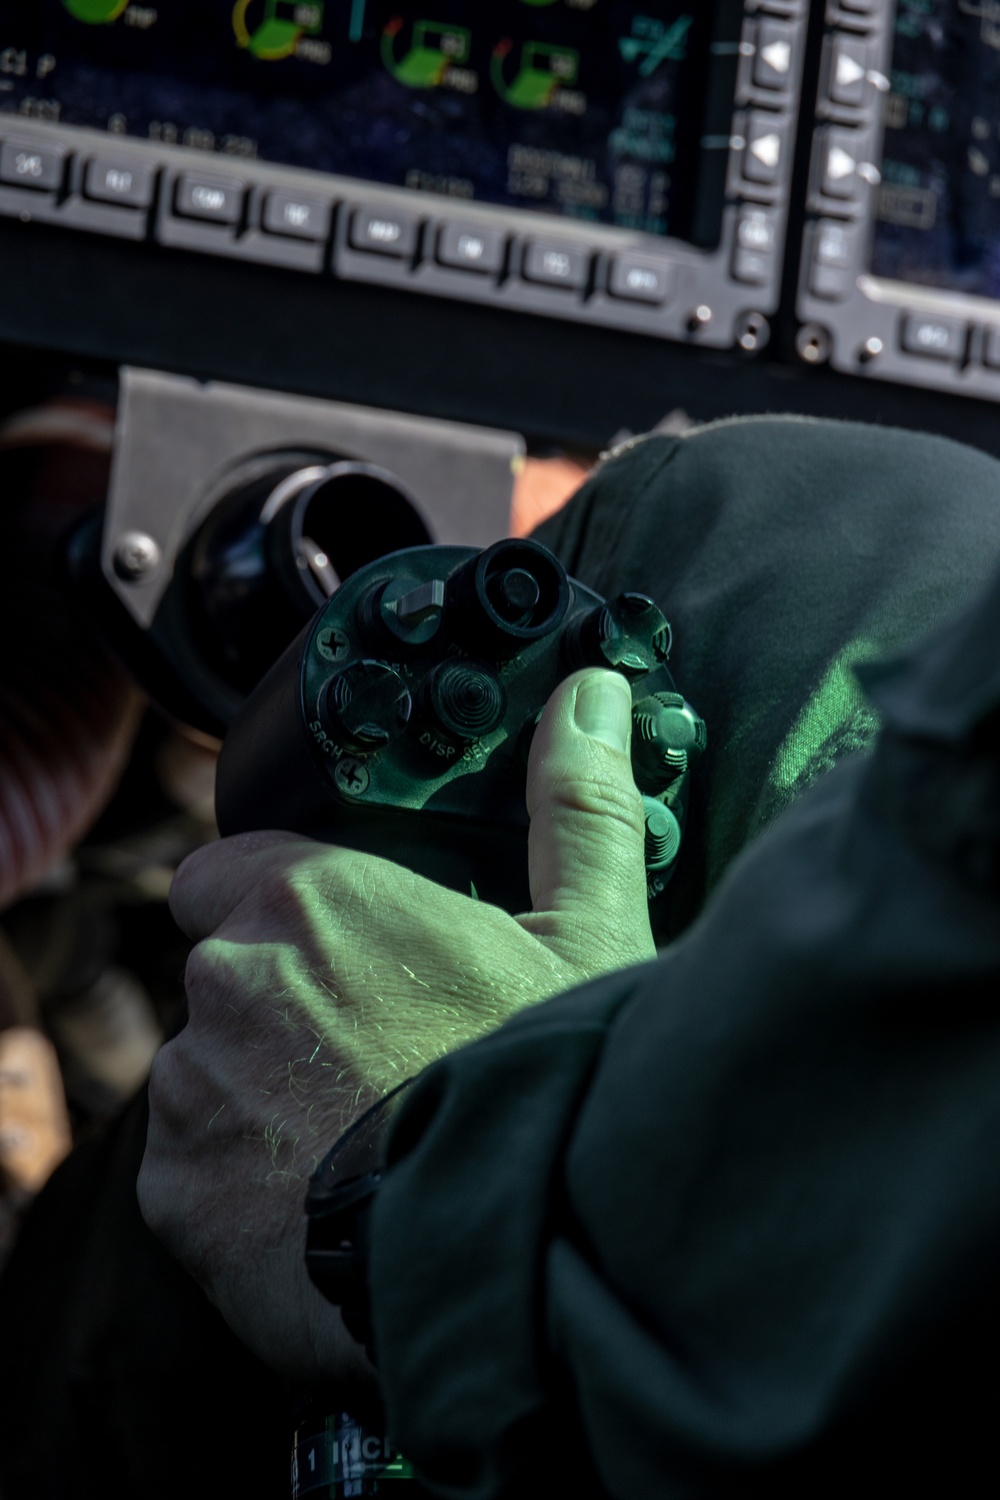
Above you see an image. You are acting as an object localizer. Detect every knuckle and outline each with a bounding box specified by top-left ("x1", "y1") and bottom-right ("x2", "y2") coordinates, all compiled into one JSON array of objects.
[
  {"x1": 548, "y1": 765, "x2": 646, "y2": 841},
  {"x1": 262, "y1": 873, "x2": 311, "y2": 931},
  {"x1": 145, "y1": 1037, "x2": 190, "y2": 1127},
  {"x1": 183, "y1": 941, "x2": 219, "y2": 1002},
  {"x1": 182, "y1": 941, "x2": 258, "y2": 1030},
  {"x1": 272, "y1": 851, "x2": 353, "y2": 932}
]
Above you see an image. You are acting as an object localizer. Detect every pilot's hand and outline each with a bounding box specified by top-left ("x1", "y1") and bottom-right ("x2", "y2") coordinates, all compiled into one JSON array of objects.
[{"x1": 137, "y1": 667, "x2": 653, "y2": 1382}]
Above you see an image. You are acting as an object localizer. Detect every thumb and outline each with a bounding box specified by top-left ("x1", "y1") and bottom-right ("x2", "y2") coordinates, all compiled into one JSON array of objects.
[{"x1": 521, "y1": 668, "x2": 655, "y2": 972}]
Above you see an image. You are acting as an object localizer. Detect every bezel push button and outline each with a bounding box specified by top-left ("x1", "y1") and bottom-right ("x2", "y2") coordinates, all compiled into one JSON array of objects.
[
  {"x1": 733, "y1": 207, "x2": 779, "y2": 285},
  {"x1": 350, "y1": 206, "x2": 420, "y2": 258},
  {"x1": 437, "y1": 223, "x2": 506, "y2": 275},
  {"x1": 743, "y1": 114, "x2": 788, "y2": 185},
  {"x1": 85, "y1": 158, "x2": 155, "y2": 208},
  {"x1": 175, "y1": 175, "x2": 245, "y2": 224},
  {"x1": 753, "y1": 19, "x2": 796, "y2": 91},
  {"x1": 0, "y1": 141, "x2": 65, "y2": 193},
  {"x1": 521, "y1": 240, "x2": 589, "y2": 290},
  {"x1": 982, "y1": 326, "x2": 1000, "y2": 370},
  {"x1": 900, "y1": 315, "x2": 965, "y2": 362},
  {"x1": 608, "y1": 256, "x2": 674, "y2": 305},
  {"x1": 263, "y1": 190, "x2": 332, "y2": 241}
]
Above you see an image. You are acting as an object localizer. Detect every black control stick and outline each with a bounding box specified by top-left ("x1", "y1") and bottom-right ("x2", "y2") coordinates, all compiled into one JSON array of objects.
[{"x1": 215, "y1": 539, "x2": 705, "y2": 919}]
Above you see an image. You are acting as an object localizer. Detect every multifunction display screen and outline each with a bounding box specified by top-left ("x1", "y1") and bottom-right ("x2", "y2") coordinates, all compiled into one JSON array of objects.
[
  {"x1": 0, "y1": 0, "x2": 731, "y2": 243},
  {"x1": 873, "y1": 0, "x2": 1000, "y2": 298}
]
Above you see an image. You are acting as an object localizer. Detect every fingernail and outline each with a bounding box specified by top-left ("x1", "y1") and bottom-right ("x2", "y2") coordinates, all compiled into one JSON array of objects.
[{"x1": 575, "y1": 673, "x2": 632, "y2": 753}]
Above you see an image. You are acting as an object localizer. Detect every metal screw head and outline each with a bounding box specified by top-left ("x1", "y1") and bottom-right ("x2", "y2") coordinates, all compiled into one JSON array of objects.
[
  {"x1": 112, "y1": 531, "x2": 161, "y2": 581},
  {"x1": 796, "y1": 322, "x2": 832, "y2": 365},
  {"x1": 334, "y1": 757, "x2": 370, "y2": 798},
  {"x1": 736, "y1": 311, "x2": 771, "y2": 354},
  {"x1": 316, "y1": 627, "x2": 350, "y2": 664}
]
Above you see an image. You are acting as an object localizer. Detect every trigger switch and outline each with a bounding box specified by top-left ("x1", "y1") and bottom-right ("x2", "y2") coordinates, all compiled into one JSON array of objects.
[{"x1": 428, "y1": 661, "x2": 506, "y2": 740}]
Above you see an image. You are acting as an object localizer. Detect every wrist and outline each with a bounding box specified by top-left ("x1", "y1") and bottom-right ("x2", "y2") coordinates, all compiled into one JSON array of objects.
[{"x1": 304, "y1": 1078, "x2": 416, "y2": 1359}]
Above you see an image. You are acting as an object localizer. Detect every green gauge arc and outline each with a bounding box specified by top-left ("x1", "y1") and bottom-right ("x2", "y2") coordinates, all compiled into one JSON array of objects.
[
  {"x1": 62, "y1": 0, "x2": 130, "y2": 21},
  {"x1": 233, "y1": 0, "x2": 325, "y2": 60}
]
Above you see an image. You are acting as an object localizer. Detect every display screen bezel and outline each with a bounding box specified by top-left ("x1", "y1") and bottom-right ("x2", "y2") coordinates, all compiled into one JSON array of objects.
[{"x1": 0, "y1": 0, "x2": 744, "y2": 251}]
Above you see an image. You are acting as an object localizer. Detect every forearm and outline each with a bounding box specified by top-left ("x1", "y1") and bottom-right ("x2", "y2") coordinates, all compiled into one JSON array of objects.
[{"x1": 369, "y1": 748, "x2": 1000, "y2": 1497}]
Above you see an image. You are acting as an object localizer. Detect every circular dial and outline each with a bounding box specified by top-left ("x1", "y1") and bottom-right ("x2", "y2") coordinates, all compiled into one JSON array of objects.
[{"x1": 321, "y1": 660, "x2": 412, "y2": 754}]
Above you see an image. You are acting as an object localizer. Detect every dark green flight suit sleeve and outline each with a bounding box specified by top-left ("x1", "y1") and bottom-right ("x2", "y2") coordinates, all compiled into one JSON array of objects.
[
  {"x1": 531, "y1": 415, "x2": 1000, "y2": 941},
  {"x1": 368, "y1": 420, "x2": 1000, "y2": 1498}
]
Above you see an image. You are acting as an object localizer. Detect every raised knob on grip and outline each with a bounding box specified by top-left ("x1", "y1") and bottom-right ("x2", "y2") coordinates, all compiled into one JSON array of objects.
[
  {"x1": 567, "y1": 592, "x2": 673, "y2": 678},
  {"x1": 321, "y1": 659, "x2": 412, "y2": 753},
  {"x1": 630, "y1": 691, "x2": 707, "y2": 794},
  {"x1": 641, "y1": 796, "x2": 683, "y2": 871},
  {"x1": 446, "y1": 539, "x2": 571, "y2": 659},
  {"x1": 487, "y1": 567, "x2": 541, "y2": 624},
  {"x1": 363, "y1": 577, "x2": 446, "y2": 648}
]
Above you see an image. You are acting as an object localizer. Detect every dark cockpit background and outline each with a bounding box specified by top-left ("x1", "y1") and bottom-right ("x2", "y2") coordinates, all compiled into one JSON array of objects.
[{"x1": 1, "y1": 0, "x2": 998, "y2": 1326}]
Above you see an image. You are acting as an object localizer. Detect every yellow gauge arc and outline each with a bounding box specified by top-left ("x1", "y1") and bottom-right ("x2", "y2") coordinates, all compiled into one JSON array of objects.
[
  {"x1": 233, "y1": 0, "x2": 303, "y2": 60},
  {"x1": 233, "y1": 0, "x2": 253, "y2": 46}
]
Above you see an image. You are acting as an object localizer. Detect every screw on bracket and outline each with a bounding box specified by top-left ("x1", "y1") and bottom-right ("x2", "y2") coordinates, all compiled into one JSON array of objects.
[{"x1": 112, "y1": 531, "x2": 161, "y2": 581}]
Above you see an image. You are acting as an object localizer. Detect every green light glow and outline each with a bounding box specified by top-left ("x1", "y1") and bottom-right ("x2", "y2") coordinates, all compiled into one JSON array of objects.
[
  {"x1": 382, "y1": 18, "x2": 471, "y2": 87},
  {"x1": 233, "y1": 0, "x2": 325, "y2": 61},
  {"x1": 62, "y1": 0, "x2": 129, "y2": 21},
  {"x1": 769, "y1": 636, "x2": 884, "y2": 804},
  {"x1": 491, "y1": 40, "x2": 579, "y2": 108}
]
